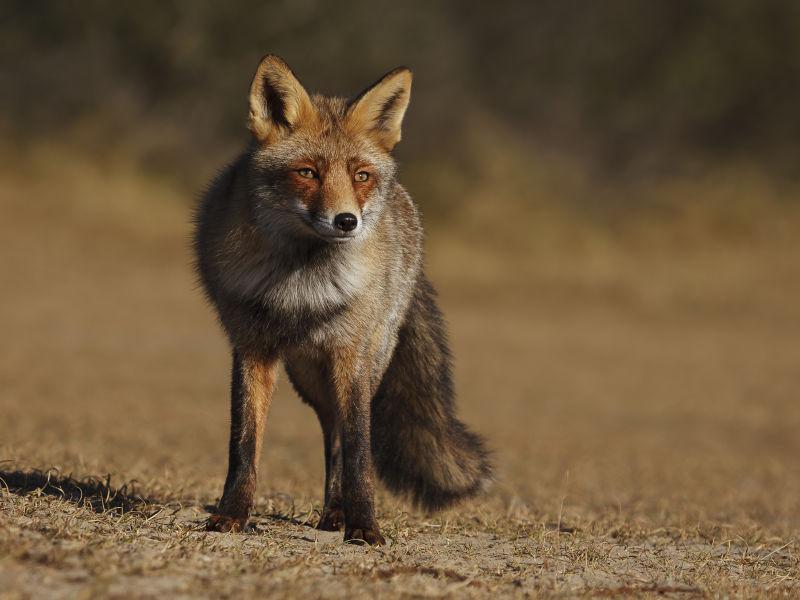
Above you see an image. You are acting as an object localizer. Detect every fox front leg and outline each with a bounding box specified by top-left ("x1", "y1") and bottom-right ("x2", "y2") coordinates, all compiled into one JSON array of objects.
[
  {"x1": 330, "y1": 348, "x2": 385, "y2": 545},
  {"x1": 207, "y1": 351, "x2": 276, "y2": 532}
]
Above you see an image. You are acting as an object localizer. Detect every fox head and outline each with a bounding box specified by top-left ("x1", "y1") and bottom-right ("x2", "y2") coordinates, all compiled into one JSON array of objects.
[{"x1": 245, "y1": 55, "x2": 412, "y2": 243}]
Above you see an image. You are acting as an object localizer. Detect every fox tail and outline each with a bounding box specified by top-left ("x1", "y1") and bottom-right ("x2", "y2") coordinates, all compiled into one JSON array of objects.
[{"x1": 370, "y1": 277, "x2": 493, "y2": 510}]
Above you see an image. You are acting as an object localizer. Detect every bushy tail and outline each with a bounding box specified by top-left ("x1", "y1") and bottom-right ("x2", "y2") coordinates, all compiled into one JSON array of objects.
[{"x1": 370, "y1": 276, "x2": 493, "y2": 511}]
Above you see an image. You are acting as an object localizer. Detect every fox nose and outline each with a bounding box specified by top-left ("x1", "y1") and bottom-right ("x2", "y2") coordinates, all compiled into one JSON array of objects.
[{"x1": 334, "y1": 212, "x2": 358, "y2": 232}]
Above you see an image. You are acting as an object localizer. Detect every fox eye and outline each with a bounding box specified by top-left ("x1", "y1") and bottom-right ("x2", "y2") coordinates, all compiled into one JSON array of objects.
[
  {"x1": 354, "y1": 171, "x2": 369, "y2": 182},
  {"x1": 297, "y1": 167, "x2": 317, "y2": 179}
]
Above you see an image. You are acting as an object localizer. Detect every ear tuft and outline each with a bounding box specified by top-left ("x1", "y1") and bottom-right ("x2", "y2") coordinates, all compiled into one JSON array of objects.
[
  {"x1": 347, "y1": 67, "x2": 412, "y2": 151},
  {"x1": 248, "y1": 55, "x2": 314, "y2": 144}
]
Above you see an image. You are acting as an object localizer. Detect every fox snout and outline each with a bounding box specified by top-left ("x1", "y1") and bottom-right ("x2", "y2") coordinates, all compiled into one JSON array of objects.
[
  {"x1": 306, "y1": 207, "x2": 362, "y2": 242},
  {"x1": 333, "y1": 212, "x2": 359, "y2": 232}
]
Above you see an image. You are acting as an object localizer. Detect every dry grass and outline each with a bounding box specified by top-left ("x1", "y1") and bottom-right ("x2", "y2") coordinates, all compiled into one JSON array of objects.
[{"x1": 1, "y1": 145, "x2": 799, "y2": 598}]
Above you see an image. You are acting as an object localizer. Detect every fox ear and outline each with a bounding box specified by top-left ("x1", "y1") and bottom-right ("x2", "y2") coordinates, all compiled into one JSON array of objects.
[
  {"x1": 347, "y1": 67, "x2": 412, "y2": 151},
  {"x1": 248, "y1": 55, "x2": 314, "y2": 144}
]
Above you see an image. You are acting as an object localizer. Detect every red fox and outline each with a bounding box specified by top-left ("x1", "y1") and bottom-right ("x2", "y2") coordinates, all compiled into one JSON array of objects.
[{"x1": 193, "y1": 55, "x2": 492, "y2": 545}]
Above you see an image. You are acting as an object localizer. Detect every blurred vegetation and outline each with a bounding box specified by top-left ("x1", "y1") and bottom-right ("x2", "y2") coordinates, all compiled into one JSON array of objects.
[{"x1": 2, "y1": 0, "x2": 799, "y2": 213}]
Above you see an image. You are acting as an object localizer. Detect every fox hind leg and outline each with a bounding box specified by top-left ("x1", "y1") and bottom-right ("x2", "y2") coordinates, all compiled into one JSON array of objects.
[
  {"x1": 284, "y1": 355, "x2": 345, "y2": 531},
  {"x1": 316, "y1": 410, "x2": 345, "y2": 531}
]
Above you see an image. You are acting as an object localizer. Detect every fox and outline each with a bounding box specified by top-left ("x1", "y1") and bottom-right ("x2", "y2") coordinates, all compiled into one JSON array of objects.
[{"x1": 193, "y1": 55, "x2": 492, "y2": 545}]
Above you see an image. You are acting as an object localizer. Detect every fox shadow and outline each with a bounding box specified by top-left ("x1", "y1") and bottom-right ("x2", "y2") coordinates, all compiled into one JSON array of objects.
[
  {"x1": 0, "y1": 468, "x2": 152, "y2": 514},
  {"x1": 1, "y1": 467, "x2": 315, "y2": 529}
]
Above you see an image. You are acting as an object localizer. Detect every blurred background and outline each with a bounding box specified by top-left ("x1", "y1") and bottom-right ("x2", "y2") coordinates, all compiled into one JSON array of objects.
[
  {"x1": 4, "y1": 0, "x2": 800, "y2": 228},
  {"x1": 1, "y1": 0, "x2": 799, "y2": 535}
]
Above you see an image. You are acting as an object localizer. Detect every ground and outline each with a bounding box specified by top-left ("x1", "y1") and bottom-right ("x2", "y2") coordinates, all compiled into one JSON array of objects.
[{"x1": 0, "y1": 149, "x2": 798, "y2": 598}]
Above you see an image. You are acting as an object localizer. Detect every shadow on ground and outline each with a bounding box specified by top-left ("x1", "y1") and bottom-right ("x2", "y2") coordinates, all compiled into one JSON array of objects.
[
  {"x1": 0, "y1": 467, "x2": 156, "y2": 514},
  {"x1": 0, "y1": 466, "x2": 319, "y2": 532}
]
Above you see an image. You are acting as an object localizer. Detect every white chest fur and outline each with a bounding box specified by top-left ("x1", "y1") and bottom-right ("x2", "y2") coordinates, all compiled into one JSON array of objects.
[{"x1": 222, "y1": 243, "x2": 369, "y2": 314}]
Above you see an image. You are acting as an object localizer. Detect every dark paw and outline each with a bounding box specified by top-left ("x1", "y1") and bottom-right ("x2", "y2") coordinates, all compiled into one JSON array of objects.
[
  {"x1": 317, "y1": 507, "x2": 345, "y2": 531},
  {"x1": 206, "y1": 513, "x2": 248, "y2": 533},
  {"x1": 345, "y1": 526, "x2": 386, "y2": 546}
]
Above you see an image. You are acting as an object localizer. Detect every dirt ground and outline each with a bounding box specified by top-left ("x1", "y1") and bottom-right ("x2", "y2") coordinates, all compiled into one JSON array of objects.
[{"x1": 1, "y1": 148, "x2": 799, "y2": 598}]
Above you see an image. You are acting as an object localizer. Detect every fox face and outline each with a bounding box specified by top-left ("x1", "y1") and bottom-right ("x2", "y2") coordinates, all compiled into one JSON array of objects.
[{"x1": 246, "y1": 56, "x2": 412, "y2": 243}]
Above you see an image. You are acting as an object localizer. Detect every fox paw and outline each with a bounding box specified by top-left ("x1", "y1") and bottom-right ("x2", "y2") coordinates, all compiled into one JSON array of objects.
[
  {"x1": 317, "y1": 508, "x2": 345, "y2": 531},
  {"x1": 206, "y1": 514, "x2": 248, "y2": 533},
  {"x1": 345, "y1": 526, "x2": 386, "y2": 546}
]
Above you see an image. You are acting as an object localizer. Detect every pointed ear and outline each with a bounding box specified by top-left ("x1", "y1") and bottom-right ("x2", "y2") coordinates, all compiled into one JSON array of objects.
[
  {"x1": 347, "y1": 67, "x2": 412, "y2": 151},
  {"x1": 248, "y1": 55, "x2": 314, "y2": 144}
]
